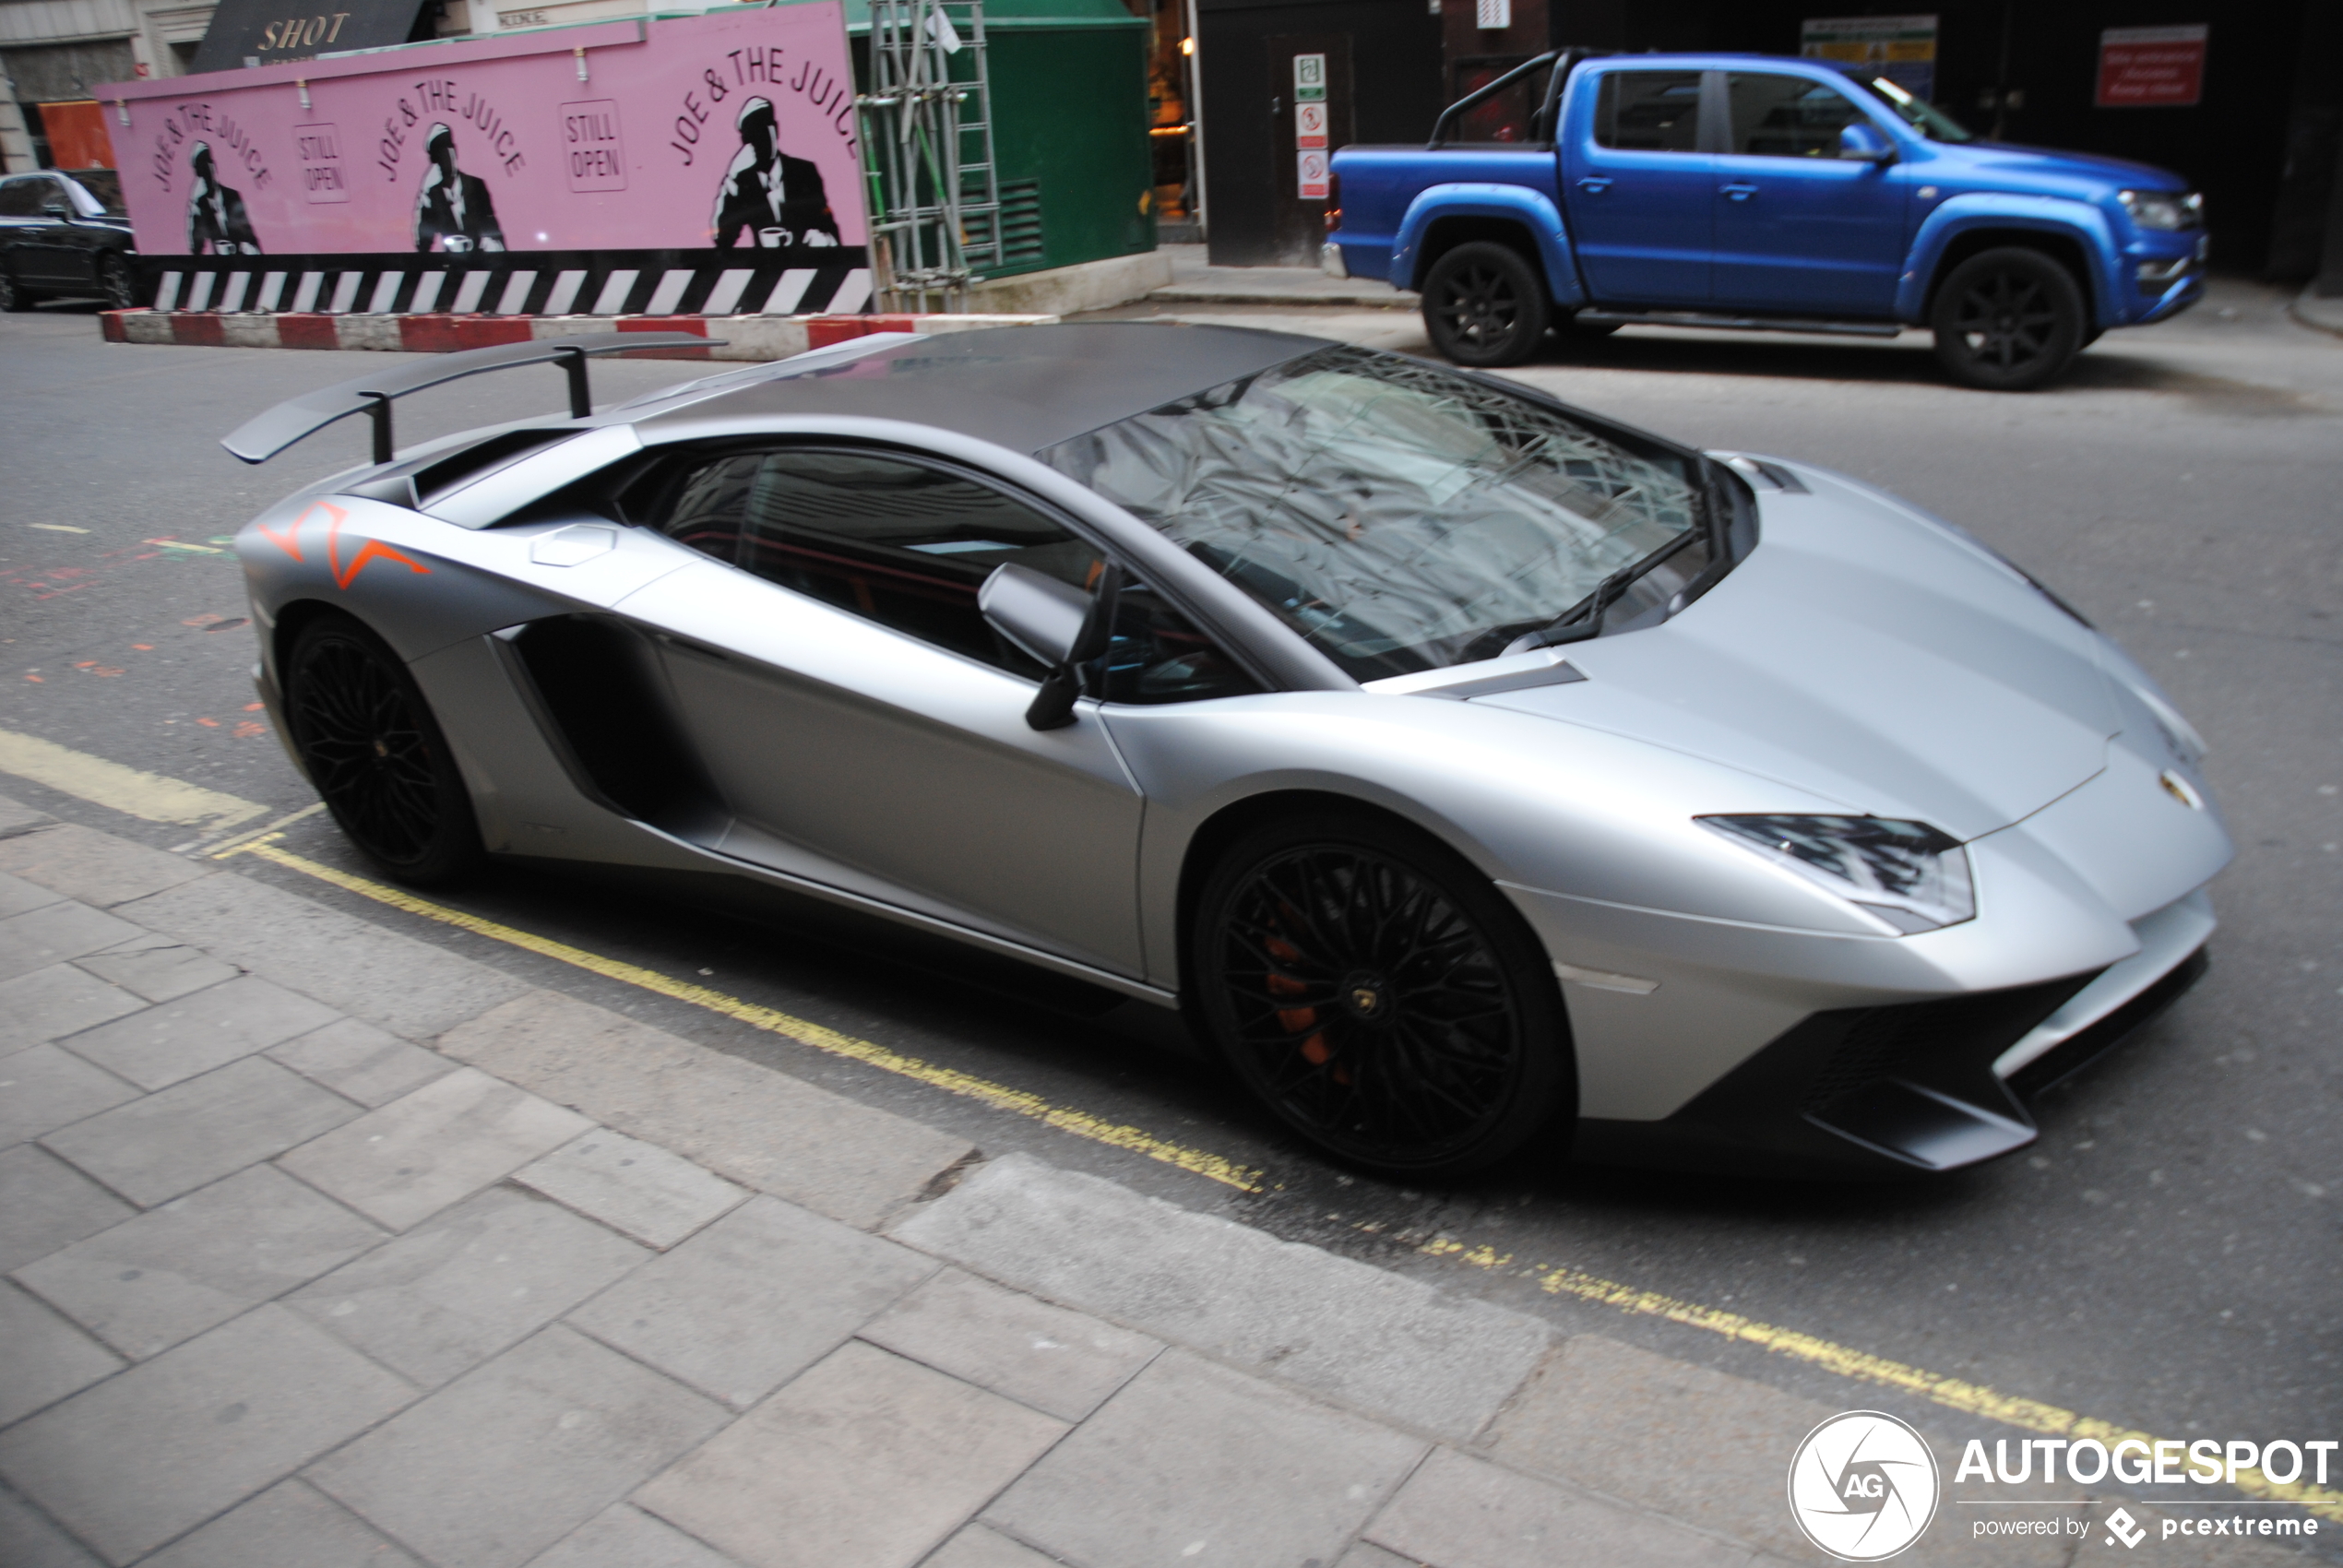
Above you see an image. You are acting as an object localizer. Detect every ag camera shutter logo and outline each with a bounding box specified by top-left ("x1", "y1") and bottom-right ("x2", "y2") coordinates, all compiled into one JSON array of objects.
[{"x1": 1789, "y1": 1411, "x2": 1942, "y2": 1561}]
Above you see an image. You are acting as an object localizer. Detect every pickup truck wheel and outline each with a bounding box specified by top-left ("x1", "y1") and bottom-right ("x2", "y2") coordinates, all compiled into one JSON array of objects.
[
  {"x1": 1930, "y1": 248, "x2": 2086, "y2": 391},
  {"x1": 1423, "y1": 243, "x2": 1551, "y2": 368}
]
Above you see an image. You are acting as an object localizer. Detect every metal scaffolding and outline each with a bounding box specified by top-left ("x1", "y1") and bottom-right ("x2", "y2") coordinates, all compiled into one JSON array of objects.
[{"x1": 857, "y1": 0, "x2": 1005, "y2": 313}]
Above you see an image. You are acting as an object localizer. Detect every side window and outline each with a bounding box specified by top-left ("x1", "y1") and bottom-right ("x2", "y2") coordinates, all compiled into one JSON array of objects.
[
  {"x1": 1099, "y1": 581, "x2": 1262, "y2": 706},
  {"x1": 1726, "y1": 74, "x2": 1870, "y2": 158},
  {"x1": 1592, "y1": 72, "x2": 1704, "y2": 153},
  {"x1": 0, "y1": 180, "x2": 46, "y2": 218},
  {"x1": 660, "y1": 446, "x2": 1100, "y2": 676}
]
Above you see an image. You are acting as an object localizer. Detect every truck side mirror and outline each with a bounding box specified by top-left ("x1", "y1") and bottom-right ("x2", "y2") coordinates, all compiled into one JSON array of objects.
[{"x1": 1839, "y1": 124, "x2": 1895, "y2": 164}]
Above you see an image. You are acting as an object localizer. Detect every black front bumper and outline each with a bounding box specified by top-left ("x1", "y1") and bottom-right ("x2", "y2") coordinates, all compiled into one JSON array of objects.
[{"x1": 1573, "y1": 948, "x2": 2209, "y2": 1180}]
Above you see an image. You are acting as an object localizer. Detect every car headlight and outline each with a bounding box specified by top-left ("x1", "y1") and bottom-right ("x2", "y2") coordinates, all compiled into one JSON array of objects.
[
  {"x1": 2117, "y1": 189, "x2": 2200, "y2": 232},
  {"x1": 1697, "y1": 814, "x2": 1975, "y2": 934}
]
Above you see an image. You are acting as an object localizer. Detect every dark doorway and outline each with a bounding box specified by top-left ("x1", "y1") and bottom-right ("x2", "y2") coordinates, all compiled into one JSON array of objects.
[{"x1": 1198, "y1": 0, "x2": 1443, "y2": 266}]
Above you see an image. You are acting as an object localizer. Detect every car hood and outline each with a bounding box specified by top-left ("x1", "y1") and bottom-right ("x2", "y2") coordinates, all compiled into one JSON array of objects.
[
  {"x1": 1470, "y1": 465, "x2": 2119, "y2": 843},
  {"x1": 1935, "y1": 140, "x2": 2186, "y2": 192}
]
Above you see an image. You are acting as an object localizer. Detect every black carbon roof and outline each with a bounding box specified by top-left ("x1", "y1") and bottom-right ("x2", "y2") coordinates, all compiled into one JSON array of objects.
[{"x1": 642, "y1": 321, "x2": 1331, "y2": 455}]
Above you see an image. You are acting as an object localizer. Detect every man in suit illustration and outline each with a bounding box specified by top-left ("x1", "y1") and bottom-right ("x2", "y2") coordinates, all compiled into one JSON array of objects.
[
  {"x1": 413, "y1": 123, "x2": 506, "y2": 254},
  {"x1": 185, "y1": 142, "x2": 263, "y2": 255},
  {"x1": 711, "y1": 96, "x2": 840, "y2": 248}
]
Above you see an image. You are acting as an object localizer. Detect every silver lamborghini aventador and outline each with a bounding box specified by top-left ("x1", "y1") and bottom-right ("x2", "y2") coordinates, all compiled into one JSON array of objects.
[{"x1": 223, "y1": 323, "x2": 2230, "y2": 1181}]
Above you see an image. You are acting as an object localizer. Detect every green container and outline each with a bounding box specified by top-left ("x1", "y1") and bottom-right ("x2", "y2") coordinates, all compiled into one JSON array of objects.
[{"x1": 838, "y1": 0, "x2": 1156, "y2": 279}]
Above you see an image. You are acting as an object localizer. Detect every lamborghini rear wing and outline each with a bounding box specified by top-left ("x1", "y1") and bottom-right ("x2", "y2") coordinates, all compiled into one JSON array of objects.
[{"x1": 220, "y1": 332, "x2": 720, "y2": 466}]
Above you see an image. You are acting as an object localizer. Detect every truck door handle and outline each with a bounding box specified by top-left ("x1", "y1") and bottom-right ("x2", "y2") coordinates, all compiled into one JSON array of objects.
[
  {"x1": 1576, "y1": 177, "x2": 1612, "y2": 194},
  {"x1": 1719, "y1": 182, "x2": 1759, "y2": 200}
]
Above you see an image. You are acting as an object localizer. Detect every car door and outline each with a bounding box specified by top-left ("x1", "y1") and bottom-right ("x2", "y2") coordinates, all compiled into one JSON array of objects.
[
  {"x1": 620, "y1": 443, "x2": 1152, "y2": 977},
  {"x1": 0, "y1": 177, "x2": 70, "y2": 285},
  {"x1": 1562, "y1": 67, "x2": 1712, "y2": 305},
  {"x1": 1709, "y1": 71, "x2": 1908, "y2": 316}
]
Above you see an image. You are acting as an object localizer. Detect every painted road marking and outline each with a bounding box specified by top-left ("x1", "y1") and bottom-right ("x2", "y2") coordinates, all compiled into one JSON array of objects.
[
  {"x1": 0, "y1": 729, "x2": 2318, "y2": 1520},
  {"x1": 0, "y1": 728, "x2": 267, "y2": 829},
  {"x1": 29, "y1": 524, "x2": 89, "y2": 533},
  {"x1": 216, "y1": 850, "x2": 2343, "y2": 1529},
  {"x1": 224, "y1": 838, "x2": 1265, "y2": 1194},
  {"x1": 1416, "y1": 1237, "x2": 2343, "y2": 1523}
]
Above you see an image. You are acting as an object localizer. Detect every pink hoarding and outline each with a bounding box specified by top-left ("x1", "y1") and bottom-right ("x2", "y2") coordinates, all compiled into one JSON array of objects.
[{"x1": 96, "y1": 6, "x2": 865, "y2": 258}]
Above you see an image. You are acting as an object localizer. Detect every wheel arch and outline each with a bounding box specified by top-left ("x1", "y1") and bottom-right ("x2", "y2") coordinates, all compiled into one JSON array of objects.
[
  {"x1": 1392, "y1": 184, "x2": 1581, "y2": 304},
  {"x1": 1902, "y1": 200, "x2": 2118, "y2": 330},
  {"x1": 1169, "y1": 784, "x2": 1528, "y2": 1006}
]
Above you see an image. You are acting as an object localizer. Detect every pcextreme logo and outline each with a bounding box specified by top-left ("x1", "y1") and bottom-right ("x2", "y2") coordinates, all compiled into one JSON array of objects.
[{"x1": 1789, "y1": 1411, "x2": 1943, "y2": 1562}]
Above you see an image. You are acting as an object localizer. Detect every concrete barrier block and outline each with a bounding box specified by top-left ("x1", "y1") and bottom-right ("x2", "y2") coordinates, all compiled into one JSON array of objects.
[
  {"x1": 119, "y1": 311, "x2": 176, "y2": 345},
  {"x1": 219, "y1": 315, "x2": 281, "y2": 349},
  {"x1": 329, "y1": 315, "x2": 403, "y2": 351}
]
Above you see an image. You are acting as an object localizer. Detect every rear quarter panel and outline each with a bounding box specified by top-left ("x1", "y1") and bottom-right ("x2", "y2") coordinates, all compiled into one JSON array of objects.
[{"x1": 1331, "y1": 146, "x2": 1564, "y2": 289}]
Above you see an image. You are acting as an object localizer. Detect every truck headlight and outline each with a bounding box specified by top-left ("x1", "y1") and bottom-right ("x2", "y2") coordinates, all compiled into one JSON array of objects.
[
  {"x1": 2118, "y1": 189, "x2": 2200, "y2": 231},
  {"x1": 1697, "y1": 814, "x2": 1975, "y2": 934}
]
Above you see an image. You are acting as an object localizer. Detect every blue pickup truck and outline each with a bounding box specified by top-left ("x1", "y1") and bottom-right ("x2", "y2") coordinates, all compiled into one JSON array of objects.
[{"x1": 1326, "y1": 50, "x2": 2206, "y2": 390}]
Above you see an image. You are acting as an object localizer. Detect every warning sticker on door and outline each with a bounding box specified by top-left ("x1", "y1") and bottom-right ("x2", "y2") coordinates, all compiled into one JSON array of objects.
[
  {"x1": 1297, "y1": 148, "x2": 1330, "y2": 200},
  {"x1": 1292, "y1": 53, "x2": 1326, "y2": 102},
  {"x1": 1294, "y1": 101, "x2": 1327, "y2": 149}
]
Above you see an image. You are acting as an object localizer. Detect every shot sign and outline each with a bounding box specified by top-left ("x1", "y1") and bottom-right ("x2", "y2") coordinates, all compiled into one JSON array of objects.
[
  {"x1": 1297, "y1": 148, "x2": 1329, "y2": 200},
  {"x1": 1294, "y1": 101, "x2": 1327, "y2": 149}
]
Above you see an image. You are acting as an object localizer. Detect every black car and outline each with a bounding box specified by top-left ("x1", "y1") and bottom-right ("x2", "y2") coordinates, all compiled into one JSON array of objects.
[{"x1": 0, "y1": 169, "x2": 138, "y2": 312}]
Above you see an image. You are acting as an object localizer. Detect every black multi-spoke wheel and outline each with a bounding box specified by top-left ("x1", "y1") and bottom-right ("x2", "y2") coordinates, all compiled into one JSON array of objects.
[
  {"x1": 1422, "y1": 241, "x2": 1552, "y2": 368},
  {"x1": 1930, "y1": 247, "x2": 2086, "y2": 391},
  {"x1": 285, "y1": 614, "x2": 482, "y2": 884},
  {"x1": 97, "y1": 253, "x2": 137, "y2": 312},
  {"x1": 1193, "y1": 814, "x2": 1571, "y2": 1178}
]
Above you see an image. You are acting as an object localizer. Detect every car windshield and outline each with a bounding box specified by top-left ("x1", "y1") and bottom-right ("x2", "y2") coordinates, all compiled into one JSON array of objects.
[
  {"x1": 1040, "y1": 345, "x2": 1713, "y2": 681},
  {"x1": 1854, "y1": 76, "x2": 1975, "y2": 143},
  {"x1": 67, "y1": 170, "x2": 127, "y2": 215}
]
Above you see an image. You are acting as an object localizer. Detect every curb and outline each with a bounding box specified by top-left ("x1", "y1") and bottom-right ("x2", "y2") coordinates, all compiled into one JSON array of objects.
[
  {"x1": 2289, "y1": 286, "x2": 2343, "y2": 339},
  {"x1": 97, "y1": 309, "x2": 1059, "y2": 361}
]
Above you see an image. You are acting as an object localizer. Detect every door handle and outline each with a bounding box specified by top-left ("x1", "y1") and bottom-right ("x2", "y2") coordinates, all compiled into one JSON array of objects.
[
  {"x1": 1576, "y1": 176, "x2": 1612, "y2": 194},
  {"x1": 1719, "y1": 182, "x2": 1759, "y2": 200}
]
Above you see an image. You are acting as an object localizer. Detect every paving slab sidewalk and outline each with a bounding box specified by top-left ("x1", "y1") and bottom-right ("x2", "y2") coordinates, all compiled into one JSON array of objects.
[{"x1": 0, "y1": 794, "x2": 2310, "y2": 1568}]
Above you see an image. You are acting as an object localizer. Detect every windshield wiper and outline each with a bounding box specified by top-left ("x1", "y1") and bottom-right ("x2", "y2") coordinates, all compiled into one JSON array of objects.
[{"x1": 1506, "y1": 526, "x2": 1702, "y2": 653}]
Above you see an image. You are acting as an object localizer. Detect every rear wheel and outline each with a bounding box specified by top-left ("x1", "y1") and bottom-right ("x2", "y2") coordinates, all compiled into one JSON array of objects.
[
  {"x1": 1930, "y1": 247, "x2": 2086, "y2": 391},
  {"x1": 1192, "y1": 813, "x2": 1573, "y2": 1179},
  {"x1": 1422, "y1": 241, "x2": 1551, "y2": 368},
  {"x1": 284, "y1": 613, "x2": 482, "y2": 885},
  {"x1": 97, "y1": 253, "x2": 136, "y2": 312}
]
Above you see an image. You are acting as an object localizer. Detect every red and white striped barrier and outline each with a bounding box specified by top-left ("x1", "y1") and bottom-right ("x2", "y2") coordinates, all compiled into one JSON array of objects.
[{"x1": 99, "y1": 310, "x2": 1057, "y2": 360}]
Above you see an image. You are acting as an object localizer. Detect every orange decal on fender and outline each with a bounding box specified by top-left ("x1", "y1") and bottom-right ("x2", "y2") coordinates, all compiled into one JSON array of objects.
[
  {"x1": 321, "y1": 506, "x2": 430, "y2": 591},
  {"x1": 329, "y1": 536, "x2": 432, "y2": 590},
  {"x1": 256, "y1": 500, "x2": 339, "y2": 563}
]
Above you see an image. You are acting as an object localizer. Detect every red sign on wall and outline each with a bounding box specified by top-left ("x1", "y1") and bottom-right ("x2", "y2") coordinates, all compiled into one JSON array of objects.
[{"x1": 2097, "y1": 24, "x2": 2207, "y2": 108}]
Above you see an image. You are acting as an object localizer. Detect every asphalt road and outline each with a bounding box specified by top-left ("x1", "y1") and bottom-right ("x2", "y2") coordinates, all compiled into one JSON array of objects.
[{"x1": 3, "y1": 288, "x2": 2337, "y2": 1514}]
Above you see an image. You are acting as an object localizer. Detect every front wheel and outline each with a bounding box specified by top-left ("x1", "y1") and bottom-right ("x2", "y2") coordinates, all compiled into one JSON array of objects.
[
  {"x1": 0, "y1": 269, "x2": 31, "y2": 313},
  {"x1": 284, "y1": 613, "x2": 482, "y2": 885},
  {"x1": 1421, "y1": 241, "x2": 1552, "y2": 368},
  {"x1": 1930, "y1": 247, "x2": 2087, "y2": 391},
  {"x1": 97, "y1": 253, "x2": 137, "y2": 312},
  {"x1": 1191, "y1": 813, "x2": 1574, "y2": 1179}
]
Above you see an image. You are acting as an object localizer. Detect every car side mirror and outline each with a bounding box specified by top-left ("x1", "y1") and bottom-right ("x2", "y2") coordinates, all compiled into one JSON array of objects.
[
  {"x1": 1838, "y1": 124, "x2": 1895, "y2": 163},
  {"x1": 980, "y1": 561, "x2": 1124, "y2": 731},
  {"x1": 42, "y1": 201, "x2": 72, "y2": 220}
]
